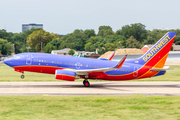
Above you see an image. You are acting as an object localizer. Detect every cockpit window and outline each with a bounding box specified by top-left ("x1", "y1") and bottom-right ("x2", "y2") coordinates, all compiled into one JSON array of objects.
[{"x1": 13, "y1": 55, "x2": 20, "y2": 59}]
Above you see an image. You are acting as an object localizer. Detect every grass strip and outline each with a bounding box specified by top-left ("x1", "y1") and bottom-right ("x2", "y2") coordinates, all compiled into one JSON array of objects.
[{"x1": 0, "y1": 95, "x2": 180, "y2": 120}]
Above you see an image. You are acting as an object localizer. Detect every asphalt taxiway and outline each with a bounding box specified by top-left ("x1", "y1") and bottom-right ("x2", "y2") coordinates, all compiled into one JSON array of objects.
[{"x1": 0, "y1": 81, "x2": 180, "y2": 96}]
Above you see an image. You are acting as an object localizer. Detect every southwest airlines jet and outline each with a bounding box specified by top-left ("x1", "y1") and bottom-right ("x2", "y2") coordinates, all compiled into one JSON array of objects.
[{"x1": 4, "y1": 32, "x2": 176, "y2": 87}]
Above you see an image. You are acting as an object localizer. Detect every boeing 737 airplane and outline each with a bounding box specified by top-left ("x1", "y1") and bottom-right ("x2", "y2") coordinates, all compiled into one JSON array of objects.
[{"x1": 4, "y1": 32, "x2": 176, "y2": 87}]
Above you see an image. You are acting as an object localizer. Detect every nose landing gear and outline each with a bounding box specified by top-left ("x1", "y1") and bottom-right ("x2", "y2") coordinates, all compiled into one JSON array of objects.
[
  {"x1": 83, "y1": 79, "x2": 90, "y2": 87},
  {"x1": 21, "y1": 73, "x2": 25, "y2": 79}
]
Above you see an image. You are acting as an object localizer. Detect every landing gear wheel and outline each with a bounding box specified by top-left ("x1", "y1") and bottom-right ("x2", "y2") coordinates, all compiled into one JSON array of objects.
[
  {"x1": 83, "y1": 80, "x2": 90, "y2": 87},
  {"x1": 21, "y1": 75, "x2": 25, "y2": 79}
]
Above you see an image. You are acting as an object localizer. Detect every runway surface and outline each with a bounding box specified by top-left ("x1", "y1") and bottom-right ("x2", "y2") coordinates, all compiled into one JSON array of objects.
[{"x1": 0, "y1": 81, "x2": 180, "y2": 96}]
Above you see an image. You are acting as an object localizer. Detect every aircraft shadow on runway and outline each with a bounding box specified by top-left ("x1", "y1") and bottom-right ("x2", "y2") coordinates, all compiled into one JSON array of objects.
[{"x1": 0, "y1": 84, "x2": 180, "y2": 88}]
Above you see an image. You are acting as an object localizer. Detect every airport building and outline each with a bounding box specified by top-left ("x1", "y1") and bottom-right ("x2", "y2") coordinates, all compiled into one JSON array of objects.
[{"x1": 22, "y1": 23, "x2": 43, "y2": 33}]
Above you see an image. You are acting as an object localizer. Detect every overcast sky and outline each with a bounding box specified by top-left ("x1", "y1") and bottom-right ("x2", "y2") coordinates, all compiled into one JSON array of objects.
[{"x1": 0, "y1": 0, "x2": 180, "y2": 34}]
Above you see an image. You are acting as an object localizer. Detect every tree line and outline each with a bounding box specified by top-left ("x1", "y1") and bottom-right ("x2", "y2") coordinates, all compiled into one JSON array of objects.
[{"x1": 0, "y1": 23, "x2": 180, "y2": 55}]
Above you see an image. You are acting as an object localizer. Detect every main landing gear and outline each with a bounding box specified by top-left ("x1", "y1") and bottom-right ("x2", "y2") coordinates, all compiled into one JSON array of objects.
[{"x1": 83, "y1": 79, "x2": 90, "y2": 87}]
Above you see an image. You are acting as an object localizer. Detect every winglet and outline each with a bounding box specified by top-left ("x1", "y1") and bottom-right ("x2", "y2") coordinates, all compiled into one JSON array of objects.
[
  {"x1": 107, "y1": 51, "x2": 116, "y2": 60},
  {"x1": 113, "y1": 55, "x2": 127, "y2": 69}
]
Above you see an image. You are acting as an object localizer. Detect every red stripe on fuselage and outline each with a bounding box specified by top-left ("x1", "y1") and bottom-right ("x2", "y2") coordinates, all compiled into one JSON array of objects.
[{"x1": 13, "y1": 66, "x2": 63, "y2": 74}]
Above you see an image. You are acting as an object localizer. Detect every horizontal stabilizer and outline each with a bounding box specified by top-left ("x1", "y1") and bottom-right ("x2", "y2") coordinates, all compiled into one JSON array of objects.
[{"x1": 150, "y1": 66, "x2": 174, "y2": 72}]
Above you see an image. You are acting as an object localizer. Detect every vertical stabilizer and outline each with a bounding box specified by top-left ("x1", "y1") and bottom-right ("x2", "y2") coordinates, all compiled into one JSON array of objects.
[{"x1": 139, "y1": 32, "x2": 176, "y2": 68}]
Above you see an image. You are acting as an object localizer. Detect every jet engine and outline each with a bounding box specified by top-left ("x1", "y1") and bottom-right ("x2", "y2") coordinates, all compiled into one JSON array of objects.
[{"x1": 55, "y1": 69, "x2": 75, "y2": 81}]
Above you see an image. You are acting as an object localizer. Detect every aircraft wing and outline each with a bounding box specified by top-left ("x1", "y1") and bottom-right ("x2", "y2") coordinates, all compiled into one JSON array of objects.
[
  {"x1": 74, "y1": 55, "x2": 127, "y2": 75},
  {"x1": 98, "y1": 51, "x2": 115, "y2": 61},
  {"x1": 107, "y1": 51, "x2": 116, "y2": 60}
]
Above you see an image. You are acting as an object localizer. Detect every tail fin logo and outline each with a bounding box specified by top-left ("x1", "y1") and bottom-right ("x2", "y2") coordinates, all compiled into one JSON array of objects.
[{"x1": 143, "y1": 34, "x2": 171, "y2": 62}]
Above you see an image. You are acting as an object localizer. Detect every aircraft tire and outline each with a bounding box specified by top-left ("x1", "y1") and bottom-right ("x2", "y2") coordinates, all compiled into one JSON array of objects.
[
  {"x1": 83, "y1": 80, "x2": 90, "y2": 87},
  {"x1": 21, "y1": 75, "x2": 25, "y2": 79}
]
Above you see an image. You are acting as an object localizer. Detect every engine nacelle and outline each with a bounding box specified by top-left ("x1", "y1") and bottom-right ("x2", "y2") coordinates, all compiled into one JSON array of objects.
[{"x1": 55, "y1": 69, "x2": 75, "y2": 81}]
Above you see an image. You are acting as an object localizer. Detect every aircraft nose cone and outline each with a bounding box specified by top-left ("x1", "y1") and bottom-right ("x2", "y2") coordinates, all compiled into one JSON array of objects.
[{"x1": 3, "y1": 58, "x2": 12, "y2": 66}]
